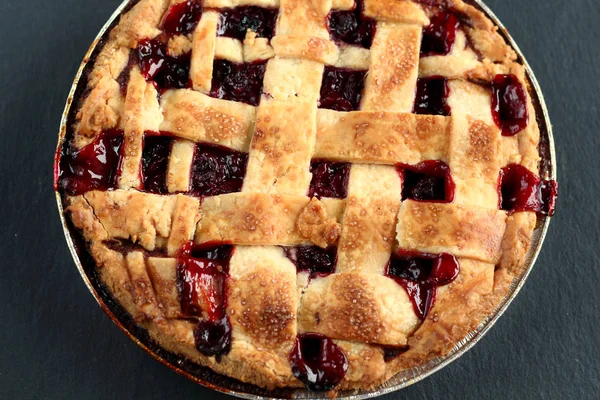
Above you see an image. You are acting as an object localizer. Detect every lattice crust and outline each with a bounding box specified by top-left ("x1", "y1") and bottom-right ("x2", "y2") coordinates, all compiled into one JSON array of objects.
[{"x1": 61, "y1": 0, "x2": 549, "y2": 392}]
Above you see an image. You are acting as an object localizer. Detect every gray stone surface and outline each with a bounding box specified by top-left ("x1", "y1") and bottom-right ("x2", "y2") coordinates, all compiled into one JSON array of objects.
[{"x1": 0, "y1": 0, "x2": 598, "y2": 398}]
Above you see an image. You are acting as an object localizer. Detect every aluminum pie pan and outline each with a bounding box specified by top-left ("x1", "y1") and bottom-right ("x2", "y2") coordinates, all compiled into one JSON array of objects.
[{"x1": 53, "y1": 0, "x2": 556, "y2": 398}]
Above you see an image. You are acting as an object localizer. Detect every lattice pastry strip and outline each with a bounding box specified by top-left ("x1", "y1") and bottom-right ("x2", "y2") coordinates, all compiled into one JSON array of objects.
[
  {"x1": 67, "y1": 190, "x2": 199, "y2": 256},
  {"x1": 297, "y1": 272, "x2": 419, "y2": 346},
  {"x1": 204, "y1": 0, "x2": 280, "y2": 7},
  {"x1": 363, "y1": 0, "x2": 429, "y2": 25},
  {"x1": 159, "y1": 89, "x2": 256, "y2": 151},
  {"x1": 119, "y1": 67, "x2": 162, "y2": 189},
  {"x1": 242, "y1": 98, "x2": 318, "y2": 195},
  {"x1": 396, "y1": 200, "x2": 507, "y2": 264},
  {"x1": 336, "y1": 164, "x2": 401, "y2": 275},
  {"x1": 190, "y1": 11, "x2": 219, "y2": 92},
  {"x1": 315, "y1": 110, "x2": 450, "y2": 165},
  {"x1": 361, "y1": 22, "x2": 422, "y2": 112},
  {"x1": 195, "y1": 193, "x2": 344, "y2": 246},
  {"x1": 227, "y1": 246, "x2": 297, "y2": 372},
  {"x1": 277, "y1": 0, "x2": 332, "y2": 39}
]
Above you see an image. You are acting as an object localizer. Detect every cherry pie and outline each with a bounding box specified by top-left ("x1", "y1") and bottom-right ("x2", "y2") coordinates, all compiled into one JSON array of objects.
[{"x1": 55, "y1": 0, "x2": 557, "y2": 393}]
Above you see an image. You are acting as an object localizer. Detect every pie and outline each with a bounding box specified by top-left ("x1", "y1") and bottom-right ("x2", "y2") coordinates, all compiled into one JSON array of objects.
[{"x1": 55, "y1": 0, "x2": 558, "y2": 393}]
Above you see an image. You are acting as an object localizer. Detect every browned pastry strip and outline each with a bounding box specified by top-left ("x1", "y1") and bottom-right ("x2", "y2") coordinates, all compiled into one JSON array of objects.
[
  {"x1": 297, "y1": 273, "x2": 420, "y2": 346},
  {"x1": 315, "y1": 110, "x2": 450, "y2": 164},
  {"x1": 196, "y1": 193, "x2": 344, "y2": 247},
  {"x1": 66, "y1": 190, "x2": 199, "y2": 255},
  {"x1": 396, "y1": 200, "x2": 507, "y2": 264}
]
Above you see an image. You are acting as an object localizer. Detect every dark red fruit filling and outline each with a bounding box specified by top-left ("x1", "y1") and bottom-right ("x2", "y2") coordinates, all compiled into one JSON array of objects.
[
  {"x1": 319, "y1": 67, "x2": 367, "y2": 112},
  {"x1": 327, "y1": 0, "x2": 375, "y2": 48},
  {"x1": 176, "y1": 257, "x2": 226, "y2": 318},
  {"x1": 117, "y1": 51, "x2": 138, "y2": 96},
  {"x1": 387, "y1": 251, "x2": 460, "y2": 319},
  {"x1": 189, "y1": 144, "x2": 248, "y2": 197},
  {"x1": 290, "y1": 333, "x2": 348, "y2": 391},
  {"x1": 210, "y1": 59, "x2": 266, "y2": 106},
  {"x1": 491, "y1": 74, "x2": 529, "y2": 136},
  {"x1": 399, "y1": 160, "x2": 455, "y2": 202},
  {"x1": 194, "y1": 317, "x2": 231, "y2": 357},
  {"x1": 413, "y1": 77, "x2": 451, "y2": 116},
  {"x1": 161, "y1": 0, "x2": 203, "y2": 35},
  {"x1": 383, "y1": 346, "x2": 408, "y2": 362},
  {"x1": 420, "y1": 12, "x2": 460, "y2": 57},
  {"x1": 308, "y1": 161, "x2": 350, "y2": 199},
  {"x1": 141, "y1": 135, "x2": 172, "y2": 194},
  {"x1": 181, "y1": 240, "x2": 235, "y2": 261},
  {"x1": 137, "y1": 38, "x2": 191, "y2": 91},
  {"x1": 177, "y1": 251, "x2": 232, "y2": 357},
  {"x1": 499, "y1": 164, "x2": 558, "y2": 216},
  {"x1": 217, "y1": 6, "x2": 278, "y2": 41},
  {"x1": 57, "y1": 129, "x2": 124, "y2": 196},
  {"x1": 284, "y1": 246, "x2": 337, "y2": 278}
]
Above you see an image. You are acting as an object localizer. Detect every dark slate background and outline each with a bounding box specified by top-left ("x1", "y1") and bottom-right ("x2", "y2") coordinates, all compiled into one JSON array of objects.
[{"x1": 1, "y1": 0, "x2": 598, "y2": 398}]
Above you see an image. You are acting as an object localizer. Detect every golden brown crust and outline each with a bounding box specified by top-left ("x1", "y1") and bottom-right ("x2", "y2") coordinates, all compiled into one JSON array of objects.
[
  {"x1": 196, "y1": 193, "x2": 344, "y2": 246},
  {"x1": 499, "y1": 212, "x2": 537, "y2": 274},
  {"x1": 243, "y1": 30, "x2": 275, "y2": 62},
  {"x1": 363, "y1": 0, "x2": 429, "y2": 25},
  {"x1": 337, "y1": 165, "x2": 401, "y2": 274},
  {"x1": 390, "y1": 259, "x2": 495, "y2": 371},
  {"x1": 396, "y1": 200, "x2": 507, "y2": 264},
  {"x1": 298, "y1": 273, "x2": 419, "y2": 346},
  {"x1": 315, "y1": 110, "x2": 450, "y2": 165},
  {"x1": 277, "y1": 0, "x2": 332, "y2": 39},
  {"x1": 296, "y1": 198, "x2": 342, "y2": 248},
  {"x1": 190, "y1": 12, "x2": 219, "y2": 92},
  {"x1": 160, "y1": 89, "x2": 256, "y2": 151},
  {"x1": 66, "y1": 190, "x2": 199, "y2": 253},
  {"x1": 262, "y1": 57, "x2": 325, "y2": 102},
  {"x1": 242, "y1": 98, "x2": 317, "y2": 195},
  {"x1": 75, "y1": 76, "x2": 123, "y2": 144},
  {"x1": 60, "y1": 0, "x2": 548, "y2": 392},
  {"x1": 228, "y1": 246, "x2": 297, "y2": 360},
  {"x1": 271, "y1": 35, "x2": 339, "y2": 64},
  {"x1": 361, "y1": 22, "x2": 421, "y2": 112},
  {"x1": 449, "y1": 114, "x2": 502, "y2": 208}
]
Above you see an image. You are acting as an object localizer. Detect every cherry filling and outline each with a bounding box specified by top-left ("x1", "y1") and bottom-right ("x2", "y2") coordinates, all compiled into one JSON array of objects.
[
  {"x1": 141, "y1": 135, "x2": 173, "y2": 194},
  {"x1": 413, "y1": 77, "x2": 451, "y2": 116},
  {"x1": 117, "y1": 51, "x2": 138, "y2": 96},
  {"x1": 398, "y1": 160, "x2": 455, "y2": 202},
  {"x1": 387, "y1": 251, "x2": 460, "y2": 319},
  {"x1": 284, "y1": 246, "x2": 337, "y2": 278},
  {"x1": 177, "y1": 243, "x2": 233, "y2": 357},
  {"x1": 289, "y1": 333, "x2": 348, "y2": 391},
  {"x1": 57, "y1": 129, "x2": 124, "y2": 196},
  {"x1": 308, "y1": 161, "x2": 350, "y2": 199},
  {"x1": 189, "y1": 144, "x2": 248, "y2": 197},
  {"x1": 420, "y1": 12, "x2": 460, "y2": 57},
  {"x1": 327, "y1": 0, "x2": 376, "y2": 48},
  {"x1": 499, "y1": 164, "x2": 558, "y2": 216},
  {"x1": 319, "y1": 67, "x2": 367, "y2": 112},
  {"x1": 210, "y1": 59, "x2": 266, "y2": 106},
  {"x1": 217, "y1": 6, "x2": 278, "y2": 41},
  {"x1": 181, "y1": 240, "x2": 235, "y2": 261},
  {"x1": 161, "y1": 0, "x2": 203, "y2": 35},
  {"x1": 176, "y1": 257, "x2": 226, "y2": 317},
  {"x1": 137, "y1": 38, "x2": 191, "y2": 91},
  {"x1": 491, "y1": 74, "x2": 529, "y2": 136},
  {"x1": 383, "y1": 346, "x2": 409, "y2": 362}
]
